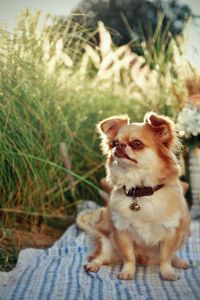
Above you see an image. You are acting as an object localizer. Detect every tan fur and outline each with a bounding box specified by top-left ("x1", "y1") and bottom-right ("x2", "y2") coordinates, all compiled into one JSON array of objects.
[
  {"x1": 112, "y1": 229, "x2": 136, "y2": 279},
  {"x1": 88, "y1": 237, "x2": 103, "y2": 262},
  {"x1": 97, "y1": 115, "x2": 129, "y2": 155},
  {"x1": 77, "y1": 112, "x2": 191, "y2": 280}
]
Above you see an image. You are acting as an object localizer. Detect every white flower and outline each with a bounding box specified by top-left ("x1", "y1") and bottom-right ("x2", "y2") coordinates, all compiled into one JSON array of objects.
[{"x1": 177, "y1": 104, "x2": 200, "y2": 138}]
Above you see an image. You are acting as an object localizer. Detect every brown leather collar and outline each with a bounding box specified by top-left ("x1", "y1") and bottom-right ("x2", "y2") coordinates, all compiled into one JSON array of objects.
[{"x1": 123, "y1": 184, "x2": 164, "y2": 198}]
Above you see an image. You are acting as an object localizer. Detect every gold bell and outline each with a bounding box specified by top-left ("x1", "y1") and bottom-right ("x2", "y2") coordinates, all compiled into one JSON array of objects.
[{"x1": 129, "y1": 200, "x2": 140, "y2": 211}]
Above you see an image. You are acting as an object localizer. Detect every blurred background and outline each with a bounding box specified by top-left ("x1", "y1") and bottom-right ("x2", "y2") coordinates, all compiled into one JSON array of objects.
[{"x1": 0, "y1": 0, "x2": 200, "y2": 271}]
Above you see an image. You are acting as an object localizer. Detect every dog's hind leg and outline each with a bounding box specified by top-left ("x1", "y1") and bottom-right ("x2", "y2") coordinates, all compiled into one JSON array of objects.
[
  {"x1": 172, "y1": 255, "x2": 189, "y2": 269},
  {"x1": 84, "y1": 235, "x2": 118, "y2": 273}
]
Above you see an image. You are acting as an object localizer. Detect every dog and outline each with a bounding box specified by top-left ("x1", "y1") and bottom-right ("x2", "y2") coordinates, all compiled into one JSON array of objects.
[{"x1": 76, "y1": 112, "x2": 190, "y2": 280}]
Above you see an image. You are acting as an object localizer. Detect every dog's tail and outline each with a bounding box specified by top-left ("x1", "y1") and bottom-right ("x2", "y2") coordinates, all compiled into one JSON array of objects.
[{"x1": 76, "y1": 208, "x2": 104, "y2": 236}]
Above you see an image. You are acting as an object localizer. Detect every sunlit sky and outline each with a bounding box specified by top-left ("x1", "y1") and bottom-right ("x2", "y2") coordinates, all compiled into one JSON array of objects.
[{"x1": 0, "y1": 0, "x2": 200, "y2": 70}]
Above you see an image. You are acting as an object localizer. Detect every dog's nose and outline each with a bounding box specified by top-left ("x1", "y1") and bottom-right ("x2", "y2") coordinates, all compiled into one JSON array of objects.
[{"x1": 117, "y1": 142, "x2": 127, "y2": 149}]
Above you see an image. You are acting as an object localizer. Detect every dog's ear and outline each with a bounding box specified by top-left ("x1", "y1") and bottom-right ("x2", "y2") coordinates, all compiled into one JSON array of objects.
[
  {"x1": 97, "y1": 115, "x2": 130, "y2": 139},
  {"x1": 144, "y1": 112, "x2": 176, "y2": 148},
  {"x1": 97, "y1": 115, "x2": 129, "y2": 154}
]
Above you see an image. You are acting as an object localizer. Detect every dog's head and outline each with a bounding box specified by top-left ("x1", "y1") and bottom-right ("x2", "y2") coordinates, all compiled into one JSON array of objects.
[{"x1": 97, "y1": 112, "x2": 181, "y2": 184}]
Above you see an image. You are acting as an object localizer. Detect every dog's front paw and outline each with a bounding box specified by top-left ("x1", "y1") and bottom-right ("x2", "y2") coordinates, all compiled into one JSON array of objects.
[
  {"x1": 118, "y1": 271, "x2": 135, "y2": 280},
  {"x1": 84, "y1": 263, "x2": 100, "y2": 273},
  {"x1": 161, "y1": 271, "x2": 180, "y2": 281}
]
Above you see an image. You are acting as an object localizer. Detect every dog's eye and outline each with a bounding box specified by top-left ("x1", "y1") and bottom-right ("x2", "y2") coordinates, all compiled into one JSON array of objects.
[
  {"x1": 111, "y1": 139, "x2": 119, "y2": 147},
  {"x1": 130, "y1": 140, "x2": 144, "y2": 149}
]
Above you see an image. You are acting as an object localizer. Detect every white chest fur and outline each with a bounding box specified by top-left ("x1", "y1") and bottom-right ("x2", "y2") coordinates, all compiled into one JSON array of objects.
[{"x1": 110, "y1": 189, "x2": 181, "y2": 246}]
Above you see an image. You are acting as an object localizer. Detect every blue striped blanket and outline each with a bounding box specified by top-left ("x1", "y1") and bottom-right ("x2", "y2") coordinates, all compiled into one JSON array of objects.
[{"x1": 0, "y1": 201, "x2": 200, "y2": 300}]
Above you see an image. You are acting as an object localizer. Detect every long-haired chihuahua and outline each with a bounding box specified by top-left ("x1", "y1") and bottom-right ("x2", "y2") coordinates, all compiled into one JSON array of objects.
[{"x1": 76, "y1": 112, "x2": 190, "y2": 280}]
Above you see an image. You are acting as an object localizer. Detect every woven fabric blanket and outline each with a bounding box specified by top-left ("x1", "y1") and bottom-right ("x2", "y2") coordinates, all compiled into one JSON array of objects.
[{"x1": 0, "y1": 201, "x2": 200, "y2": 300}]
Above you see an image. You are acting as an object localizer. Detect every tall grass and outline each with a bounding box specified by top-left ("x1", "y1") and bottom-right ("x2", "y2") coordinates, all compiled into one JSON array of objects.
[{"x1": 0, "y1": 10, "x2": 188, "y2": 223}]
